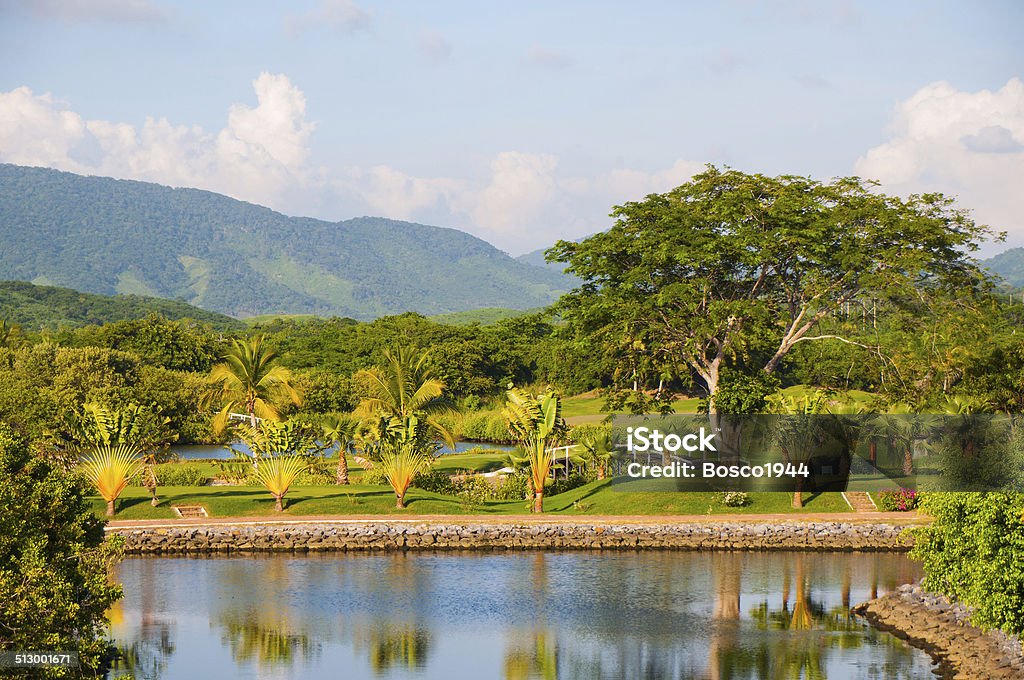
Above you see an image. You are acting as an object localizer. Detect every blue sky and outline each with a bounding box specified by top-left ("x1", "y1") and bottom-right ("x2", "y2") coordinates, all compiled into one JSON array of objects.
[{"x1": 1, "y1": 0, "x2": 1021, "y2": 254}]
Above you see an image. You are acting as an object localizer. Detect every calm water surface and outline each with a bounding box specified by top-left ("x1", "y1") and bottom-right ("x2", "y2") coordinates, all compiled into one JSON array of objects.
[
  {"x1": 109, "y1": 551, "x2": 935, "y2": 680},
  {"x1": 171, "y1": 441, "x2": 514, "y2": 460}
]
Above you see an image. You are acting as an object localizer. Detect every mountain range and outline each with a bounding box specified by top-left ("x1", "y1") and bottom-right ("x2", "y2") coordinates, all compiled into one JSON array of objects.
[{"x1": 0, "y1": 164, "x2": 575, "y2": 319}]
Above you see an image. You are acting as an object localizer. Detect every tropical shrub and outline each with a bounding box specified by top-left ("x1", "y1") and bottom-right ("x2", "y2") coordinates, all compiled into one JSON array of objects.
[
  {"x1": 718, "y1": 491, "x2": 752, "y2": 507},
  {"x1": 412, "y1": 469, "x2": 456, "y2": 495},
  {"x1": 877, "y1": 488, "x2": 919, "y2": 511},
  {"x1": 359, "y1": 466, "x2": 389, "y2": 486},
  {"x1": 80, "y1": 443, "x2": 143, "y2": 516},
  {"x1": 911, "y1": 492, "x2": 1024, "y2": 635},
  {"x1": 546, "y1": 472, "x2": 592, "y2": 497},
  {"x1": 133, "y1": 463, "x2": 208, "y2": 487}
]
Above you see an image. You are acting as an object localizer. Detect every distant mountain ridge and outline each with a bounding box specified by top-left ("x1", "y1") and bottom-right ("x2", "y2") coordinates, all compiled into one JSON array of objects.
[
  {"x1": 0, "y1": 164, "x2": 575, "y2": 319},
  {"x1": 982, "y1": 247, "x2": 1024, "y2": 288}
]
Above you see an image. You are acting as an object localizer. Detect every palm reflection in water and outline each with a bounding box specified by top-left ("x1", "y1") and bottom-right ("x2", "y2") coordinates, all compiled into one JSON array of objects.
[{"x1": 108, "y1": 551, "x2": 930, "y2": 680}]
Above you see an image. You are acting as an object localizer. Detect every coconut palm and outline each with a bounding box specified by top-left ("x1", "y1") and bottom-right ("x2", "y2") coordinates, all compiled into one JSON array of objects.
[
  {"x1": 504, "y1": 386, "x2": 566, "y2": 513},
  {"x1": 202, "y1": 336, "x2": 302, "y2": 435},
  {"x1": 321, "y1": 413, "x2": 358, "y2": 485},
  {"x1": 353, "y1": 347, "x2": 457, "y2": 450},
  {"x1": 81, "y1": 443, "x2": 143, "y2": 516}
]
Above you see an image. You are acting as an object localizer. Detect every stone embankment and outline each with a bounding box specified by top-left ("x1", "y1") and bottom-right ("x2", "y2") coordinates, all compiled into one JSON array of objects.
[
  {"x1": 107, "y1": 519, "x2": 914, "y2": 554},
  {"x1": 854, "y1": 583, "x2": 1024, "y2": 679}
]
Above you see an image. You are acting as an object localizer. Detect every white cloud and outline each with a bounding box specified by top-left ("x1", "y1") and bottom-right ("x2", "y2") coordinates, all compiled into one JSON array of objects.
[
  {"x1": 0, "y1": 73, "x2": 315, "y2": 208},
  {"x1": 0, "y1": 75, "x2": 707, "y2": 253},
  {"x1": 855, "y1": 78, "x2": 1024, "y2": 241},
  {"x1": 0, "y1": 0, "x2": 168, "y2": 23}
]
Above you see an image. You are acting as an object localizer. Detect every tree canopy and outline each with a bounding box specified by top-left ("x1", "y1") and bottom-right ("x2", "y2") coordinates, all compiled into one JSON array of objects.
[{"x1": 550, "y1": 166, "x2": 997, "y2": 411}]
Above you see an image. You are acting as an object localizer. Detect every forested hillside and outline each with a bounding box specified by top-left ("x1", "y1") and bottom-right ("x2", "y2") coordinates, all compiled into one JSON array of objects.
[
  {"x1": 0, "y1": 165, "x2": 575, "y2": 319},
  {"x1": 0, "y1": 280, "x2": 243, "y2": 330}
]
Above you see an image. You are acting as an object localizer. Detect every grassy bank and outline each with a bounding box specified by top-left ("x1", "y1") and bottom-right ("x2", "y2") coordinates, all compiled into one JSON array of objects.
[{"x1": 93, "y1": 481, "x2": 850, "y2": 520}]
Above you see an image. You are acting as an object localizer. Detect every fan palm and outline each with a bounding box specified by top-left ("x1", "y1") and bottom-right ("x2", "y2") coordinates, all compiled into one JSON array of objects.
[
  {"x1": 353, "y1": 347, "x2": 457, "y2": 448},
  {"x1": 81, "y1": 443, "x2": 143, "y2": 516},
  {"x1": 503, "y1": 386, "x2": 566, "y2": 513},
  {"x1": 253, "y1": 455, "x2": 308, "y2": 512},
  {"x1": 373, "y1": 438, "x2": 433, "y2": 509},
  {"x1": 202, "y1": 336, "x2": 302, "y2": 434}
]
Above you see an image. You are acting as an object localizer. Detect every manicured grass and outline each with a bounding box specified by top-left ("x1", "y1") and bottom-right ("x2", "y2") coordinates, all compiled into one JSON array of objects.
[
  {"x1": 95, "y1": 479, "x2": 850, "y2": 520},
  {"x1": 561, "y1": 393, "x2": 700, "y2": 418}
]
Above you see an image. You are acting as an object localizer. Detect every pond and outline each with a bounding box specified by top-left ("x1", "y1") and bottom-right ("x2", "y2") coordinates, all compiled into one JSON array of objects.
[
  {"x1": 108, "y1": 551, "x2": 936, "y2": 679},
  {"x1": 170, "y1": 440, "x2": 515, "y2": 460}
]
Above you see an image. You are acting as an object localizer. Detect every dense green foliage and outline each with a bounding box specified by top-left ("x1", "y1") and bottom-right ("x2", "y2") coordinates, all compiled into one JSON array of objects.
[
  {"x1": 0, "y1": 424, "x2": 122, "y2": 676},
  {"x1": 551, "y1": 167, "x2": 994, "y2": 412},
  {"x1": 0, "y1": 280, "x2": 243, "y2": 331},
  {"x1": 0, "y1": 164, "x2": 573, "y2": 319},
  {"x1": 911, "y1": 492, "x2": 1024, "y2": 635}
]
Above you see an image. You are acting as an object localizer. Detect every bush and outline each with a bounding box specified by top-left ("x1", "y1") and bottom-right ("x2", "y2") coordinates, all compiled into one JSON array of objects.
[
  {"x1": 148, "y1": 464, "x2": 208, "y2": 486},
  {"x1": 911, "y1": 492, "x2": 1024, "y2": 635},
  {"x1": 546, "y1": 472, "x2": 591, "y2": 497},
  {"x1": 718, "y1": 491, "x2": 751, "y2": 507},
  {"x1": 461, "y1": 411, "x2": 513, "y2": 443},
  {"x1": 412, "y1": 469, "x2": 456, "y2": 495},
  {"x1": 359, "y1": 466, "x2": 388, "y2": 486},
  {"x1": 877, "y1": 488, "x2": 919, "y2": 511}
]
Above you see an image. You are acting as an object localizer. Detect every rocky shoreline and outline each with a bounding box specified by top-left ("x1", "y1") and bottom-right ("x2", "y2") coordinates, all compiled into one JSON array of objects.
[
  {"x1": 106, "y1": 519, "x2": 914, "y2": 553},
  {"x1": 854, "y1": 583, "x2": 1024, "y2": 679}
]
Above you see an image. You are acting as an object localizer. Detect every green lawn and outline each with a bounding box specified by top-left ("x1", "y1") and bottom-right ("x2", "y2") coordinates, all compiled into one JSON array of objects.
[
  {"x1": 95, "y1": 478, "x2": 850, "y2": 520},
  {"x1": 561, "y1": 393, "x2": 700, "y2": 418}
]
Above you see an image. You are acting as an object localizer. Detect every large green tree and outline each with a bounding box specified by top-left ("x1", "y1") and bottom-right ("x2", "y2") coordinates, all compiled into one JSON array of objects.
[
  {"x1": 0, "y1": 423, "x2": 123, "y2": 674},
  {"x1": 550, "y1": 167, "x2": 995, "y2": 412}
]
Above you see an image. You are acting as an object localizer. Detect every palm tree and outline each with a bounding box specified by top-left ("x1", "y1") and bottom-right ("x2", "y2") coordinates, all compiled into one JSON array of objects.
[
  {"x1": 504, "y1": 386, "x2": 566, "y2": 513},
  {"x1": 321, "y1": 413, "x2": 358, "y2": 485},
  {"x1": 353, "y1": 347, "x2": 457, "y2": 449},
  {"x1": 202, "y1": 336, "x2": 302, "y2": 435},
  {"x1": 373, "y1": 438, "x2": 433, "y2": 509},
  {"x1": 767, "y1": 391, "x2": 831, "y2": 509},
  {"x1": 253, "y1": 455, "x2": 308, "y2": 512},
  {"x1": 81, "y1": 443, "x2": 143, "y2": 516},
  {"x1": 573, "y1": 424, "x2": 613, "y2": 480}
]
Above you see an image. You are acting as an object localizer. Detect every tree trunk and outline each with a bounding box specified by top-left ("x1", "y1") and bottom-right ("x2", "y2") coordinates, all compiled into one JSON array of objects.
[
  {"x1": 792, "y1": 476, "x2": 803, "y2": 509},
  {"x1": 902, "y1": 447, "x2": 914, "y2": 476},
  {"x1": 336, "y1": 452, "x2": 349, "y2": 485},
  {"x1": 396, "y1": 493, "x2": 406, "y2": 509},
  {"x1": 868, "y1": 439, "x2": 877, "y2": 466},
  {"x1": 533, "y1": 491, "x2": 544, "y2": 513},
  {"x1": 596, "y1": 464, "x2": 606, "y2": 480},
  {"x1": 274, "y1": 495, "x2": 284, "y2": 512},
  {"x1": 150, "y1": 493, "x2": 159, "y2": 507},
  {"x1": 106, "y1": 499, "x2": 115, "y2": 516}
]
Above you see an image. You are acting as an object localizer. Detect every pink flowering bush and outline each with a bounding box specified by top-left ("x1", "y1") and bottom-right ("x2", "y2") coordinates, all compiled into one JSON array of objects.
[{"x1": 877, "y1": 487, "x2": 920, "y2": 511}]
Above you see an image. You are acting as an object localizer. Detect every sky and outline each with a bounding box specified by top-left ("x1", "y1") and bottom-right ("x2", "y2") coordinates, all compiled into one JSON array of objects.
[{"x1": 0, "y1": 0, "x2": 1021, "y2": 256}]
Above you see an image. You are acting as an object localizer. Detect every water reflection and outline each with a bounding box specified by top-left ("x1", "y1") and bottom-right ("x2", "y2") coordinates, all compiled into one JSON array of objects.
[{"x1": 109, "y1": 551, "x2": 934, "y2": 680}]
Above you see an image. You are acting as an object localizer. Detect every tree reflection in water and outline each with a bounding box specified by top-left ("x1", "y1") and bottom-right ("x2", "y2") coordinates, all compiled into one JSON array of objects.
[{"x1": 108, "y1": 552, "x2": 931, "y2": 680}]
